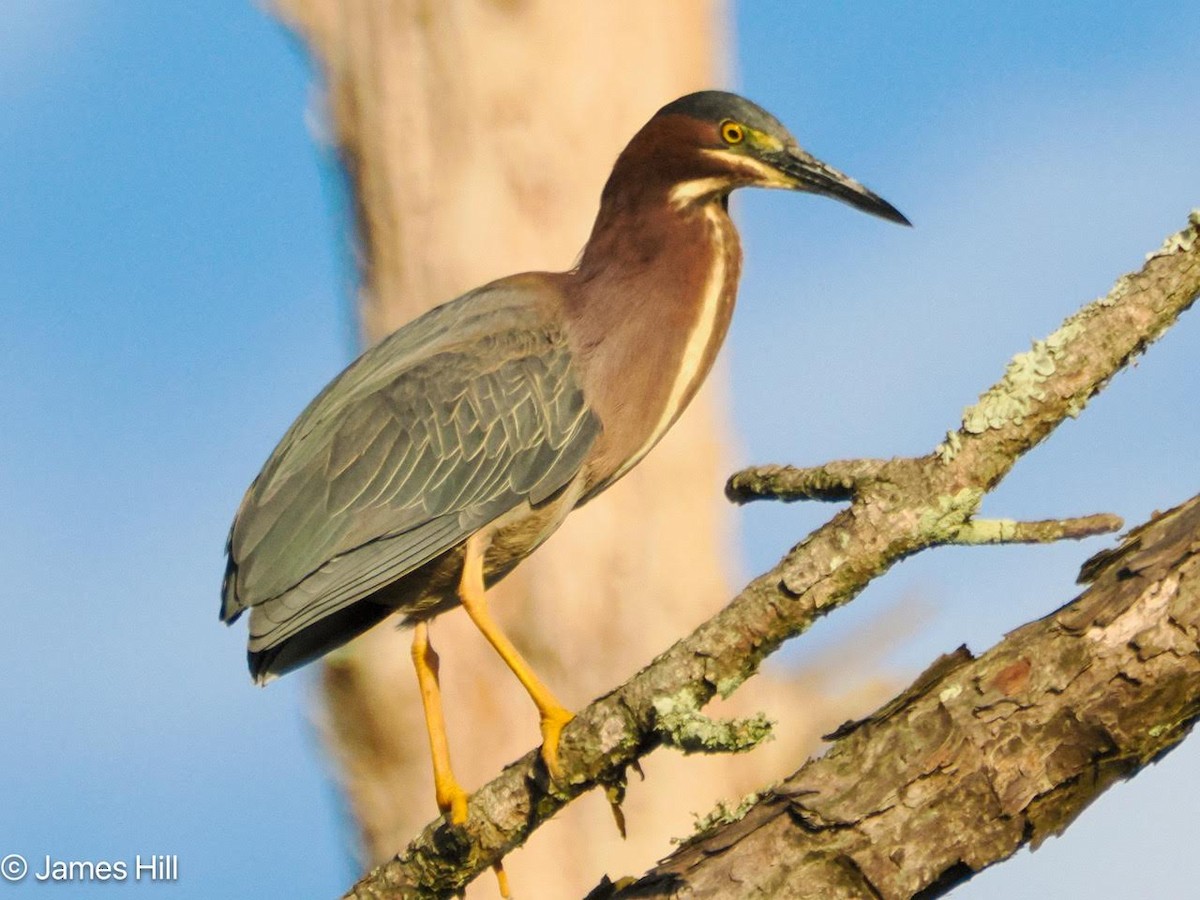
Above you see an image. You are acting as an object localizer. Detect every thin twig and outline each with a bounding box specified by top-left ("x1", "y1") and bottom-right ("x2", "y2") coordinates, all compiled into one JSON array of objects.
[
  {"x1": 948, "y1": 513, "x2": 1124, "y2": 545},
  {"x1": 725, "y1": 459, "x2": 888, "y2": 503}
]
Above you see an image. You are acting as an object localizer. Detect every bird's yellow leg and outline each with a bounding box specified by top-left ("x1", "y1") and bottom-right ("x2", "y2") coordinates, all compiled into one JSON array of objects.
[
  {"x1": 459, "y1": 534, "x2": 575, "y2": 781},
  {"x1": 411, "y1": 621, "x2": 470, "y2": 824}
]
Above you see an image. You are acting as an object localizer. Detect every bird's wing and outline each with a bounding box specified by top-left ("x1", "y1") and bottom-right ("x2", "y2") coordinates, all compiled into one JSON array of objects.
[{"x1": 221, "y1": 281, "x2": 600, "y2": 667}]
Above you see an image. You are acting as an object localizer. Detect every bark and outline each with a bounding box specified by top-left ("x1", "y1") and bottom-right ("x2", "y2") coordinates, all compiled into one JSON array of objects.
[
  {"x1": 268, "y1": 2, "x2": 885, "y2": 897},
  {"x1": 343, "y1": 214, "x2": 1200, "y2": 898},
  {"x1": 598, "y1": 492, "x2": 1200, "y2": 897}
]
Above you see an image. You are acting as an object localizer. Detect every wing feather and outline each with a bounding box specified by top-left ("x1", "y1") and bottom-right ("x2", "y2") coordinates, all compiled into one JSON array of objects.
[{"x1": 221, "y1": 281, "x2": 600, "y2": 675}]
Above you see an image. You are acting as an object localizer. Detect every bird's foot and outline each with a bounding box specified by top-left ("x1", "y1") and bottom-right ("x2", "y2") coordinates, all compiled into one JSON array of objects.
[
  {"x1": 538, "y1": 705, "x2": 575, "y2": 783},
  {"x1": 435, "y1": 777, "x2": 470, "y2": 826}
]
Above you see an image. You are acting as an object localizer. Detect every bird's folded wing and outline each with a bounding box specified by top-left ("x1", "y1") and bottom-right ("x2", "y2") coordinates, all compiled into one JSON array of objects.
[{"x1": 220, "y1": 284, "x2": 600, "y2": 657}]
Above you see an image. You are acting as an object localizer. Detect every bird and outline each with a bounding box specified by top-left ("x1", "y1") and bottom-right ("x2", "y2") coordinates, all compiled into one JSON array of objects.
[{"x1": 221, "y1": 89, "x2": 909, "y2": 829}]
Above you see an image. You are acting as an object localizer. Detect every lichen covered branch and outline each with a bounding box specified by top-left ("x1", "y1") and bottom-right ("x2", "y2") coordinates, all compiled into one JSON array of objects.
[
  {"x1": 949, "y1": 513, "x2": 1124, "y2": 545},
  {"x1": 725, "y1": 459, "x2": 888, "y2": 503},
  {"x1": 651, "y1": 696, "x2": 774, "y2": 754},
  {"x1": 598, "y1": 494, "x2": 1200, "y2": 899}
]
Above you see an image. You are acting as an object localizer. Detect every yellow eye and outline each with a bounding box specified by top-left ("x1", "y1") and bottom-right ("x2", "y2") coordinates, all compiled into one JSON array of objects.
[{"x1": 720, "y1": 120, "x2": 745, "y2": 145}]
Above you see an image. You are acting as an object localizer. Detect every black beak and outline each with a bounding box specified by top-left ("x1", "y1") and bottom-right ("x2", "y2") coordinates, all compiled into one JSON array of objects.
[{"x1": 774, "y1": 148, "x2": 910, "y2": 226}]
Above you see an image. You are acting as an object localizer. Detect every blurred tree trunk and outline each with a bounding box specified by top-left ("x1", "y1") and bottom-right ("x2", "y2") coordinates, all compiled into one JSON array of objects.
[{"x1": 270, "y1": 3, "x2": 897, "y2": 895}]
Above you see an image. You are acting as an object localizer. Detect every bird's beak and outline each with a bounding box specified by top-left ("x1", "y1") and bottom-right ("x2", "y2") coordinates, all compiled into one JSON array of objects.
[{"x1": 773, "y1": 147, "x2": 911, "y2": 226}]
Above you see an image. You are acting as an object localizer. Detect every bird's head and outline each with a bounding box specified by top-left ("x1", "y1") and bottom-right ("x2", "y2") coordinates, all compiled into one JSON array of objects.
[{"x1": 615, "y1": 90, "x2": 909, "y2": 225}]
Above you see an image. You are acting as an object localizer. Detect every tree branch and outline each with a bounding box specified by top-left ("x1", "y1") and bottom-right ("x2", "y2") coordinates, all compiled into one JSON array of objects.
[
  {"x1": 594, "y1": 492, "x2": 1200, "y2": 898},
  {"x1": 345, "y1": 213, "x2": 1200, "y2": 899},
  {"x1": 947, "y1": 514, "x2": 1124, "y2": 545}
]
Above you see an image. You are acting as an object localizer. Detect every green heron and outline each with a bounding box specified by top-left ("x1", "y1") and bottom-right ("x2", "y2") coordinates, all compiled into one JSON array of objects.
[{"x1": 222, "y1": 90, "x2": 908, "y2": 827}]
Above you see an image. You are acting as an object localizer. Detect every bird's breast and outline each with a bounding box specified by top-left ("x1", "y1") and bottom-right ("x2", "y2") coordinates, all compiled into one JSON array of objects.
[{"x1": 574, "y1": 202, "x2": 741, "y2": 496}]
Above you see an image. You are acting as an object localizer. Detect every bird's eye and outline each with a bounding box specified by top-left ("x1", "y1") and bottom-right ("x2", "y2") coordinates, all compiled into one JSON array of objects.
[{"x1": 720, "y1": 120, "x2": 745, "y2": 145}]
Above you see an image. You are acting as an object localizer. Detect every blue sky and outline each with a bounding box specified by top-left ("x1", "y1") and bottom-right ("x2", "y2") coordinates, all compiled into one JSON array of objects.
[{"x1": 2, "y1": 2, "x2": 1197, "y2": 897}]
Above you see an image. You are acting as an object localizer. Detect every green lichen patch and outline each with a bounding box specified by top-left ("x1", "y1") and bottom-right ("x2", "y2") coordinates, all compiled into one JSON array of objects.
[
  {"x1": 652, "y1": 695, "x2": 774, "y2": 755},
  {"x1": 1146, "y1": 209, "x2": 1200, "y2": 261},
  {"x1": 679, "y1": 789, "x2": 772, "y2": 843},
  {"x1": 715, "y1": 674, "x2": 745, "y2": 700},
  {"x1": 961, "y1": 321, "x2": 1083, "y2": 435},
  {"x1": 935, "y1": 429, "x2": 963, "y2": 463},
  {"x1": 916, "y1": 488, "x2": 983, "y2": 537}
]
